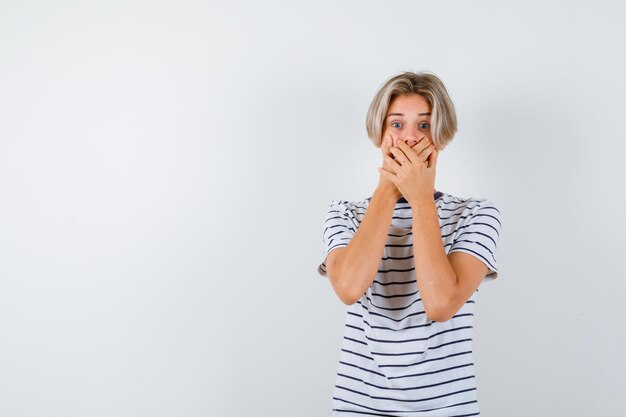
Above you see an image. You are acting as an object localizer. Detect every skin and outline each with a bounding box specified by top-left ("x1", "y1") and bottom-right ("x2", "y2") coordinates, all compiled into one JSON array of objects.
[
  {"x1": 375, "y1": 94, "x2": 490, "y2": 321},
  {"x1": 325, "y1": 93, "x2": 492, "y2": 321},
  {"x1": 377, "y1": 94, "x2": 437, "y2": 204}
]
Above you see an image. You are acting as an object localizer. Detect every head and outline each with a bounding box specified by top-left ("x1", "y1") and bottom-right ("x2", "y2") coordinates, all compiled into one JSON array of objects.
[{"x1": 365, "y1": 71, "x2": 458, "y2": 151}]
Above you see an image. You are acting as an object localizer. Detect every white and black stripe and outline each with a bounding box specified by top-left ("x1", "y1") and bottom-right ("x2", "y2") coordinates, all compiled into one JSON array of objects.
[{"x1": 317, "y1": 190, "x2": 502, "y2": 416}]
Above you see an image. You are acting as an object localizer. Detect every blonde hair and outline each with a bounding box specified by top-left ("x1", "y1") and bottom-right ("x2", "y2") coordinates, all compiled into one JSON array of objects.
[{"x1": 365, "y1": 71, "x2": 458, "y2": 151}]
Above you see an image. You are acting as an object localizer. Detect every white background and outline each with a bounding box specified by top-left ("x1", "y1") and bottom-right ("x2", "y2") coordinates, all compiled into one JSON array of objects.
[{"x1": 1, "y1": 1, "x2": 625, "y2": 416}]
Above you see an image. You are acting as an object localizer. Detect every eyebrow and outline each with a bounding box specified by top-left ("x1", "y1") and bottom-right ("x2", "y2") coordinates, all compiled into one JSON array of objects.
[{"x1": 385, "y1": 112, "x2": 431, "y2": 119}]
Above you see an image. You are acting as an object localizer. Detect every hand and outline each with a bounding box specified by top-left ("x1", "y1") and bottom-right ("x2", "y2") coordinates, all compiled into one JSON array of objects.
[
  {"x1": 377, "y1": 134, "x2": 434, "y2": 200},
  {"x1": 376, "y1": 134, "x2": 402, "y2": 200},
  {"x1": 377, "y1": 137, "x2": 439, "y2": 207}
]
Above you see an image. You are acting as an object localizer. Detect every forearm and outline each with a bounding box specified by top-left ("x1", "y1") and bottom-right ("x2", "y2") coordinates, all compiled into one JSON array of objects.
[
  {"x1": 338, "y1": 184, "x2": 397, "y2": 303},
  {"x1": 411, "y1": 199, "x2": 457, "y2": 320}
]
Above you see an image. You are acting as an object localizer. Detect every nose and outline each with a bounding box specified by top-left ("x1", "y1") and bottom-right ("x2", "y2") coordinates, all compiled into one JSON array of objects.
[
  {"x1": 398, "y1": 127, "x2": 422, "y2": 147},
  {"x1": 403, "y1": 138, "x2": 418, "y2": 147}
]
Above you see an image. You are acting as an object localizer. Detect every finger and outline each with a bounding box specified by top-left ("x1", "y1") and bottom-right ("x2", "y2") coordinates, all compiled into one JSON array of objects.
[
  {"x1": 415, "y1": 145, "x2": 431, "y2": 166},
  {"x1": 382, "y1": 156, "x2": 396, "y2": 170},
  {"x1": 418, "y1": 143, "x2": 435, "y2": 159},
  {"x1": 394, "y1": 141, "x2": 416, "y2": 164},
  {"x1": 381, "y1": 134, "x2": 392, "y2": 156},
  {"x1": 386, "y1": 135, "x2": 396, "y2": 157},
  {"x1": 410, "y1": 141, "x2": 428, "y2": 163},
  {"x1": 377, "y1": 166, "x2": 396, "y2": 182},
  {"x1": 384, "y1": 153, "x2": 402, "y2": 170},
  {"x1": 427, "y1": 146, "x2": 439, "y2": 169},
  {"x1": 388, "y1": 147, "x2": 409, "y2": 166},
  {"x1": 411, "y1": 137, "x2": 430, "y2": 152}
]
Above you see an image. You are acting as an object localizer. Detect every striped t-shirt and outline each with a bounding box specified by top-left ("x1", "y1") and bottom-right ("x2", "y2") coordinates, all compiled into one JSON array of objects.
[{"x1": 317, "y1": 190, "x2": 502, "y2": 417}]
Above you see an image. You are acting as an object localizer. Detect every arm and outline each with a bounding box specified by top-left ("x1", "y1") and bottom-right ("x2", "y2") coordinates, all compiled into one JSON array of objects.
[
  {"x1": 410, "y1": 200, "x2": 457, "y2": 321},
  {"x1": 444, "y1": 251, "x2": 489, "y2": 320},
  {"x1": 411, "y1": 200, "x2": 490, "y2": 321},
  {"x1": 327, "y1": 184, "x2": 398, "y2": 305}
]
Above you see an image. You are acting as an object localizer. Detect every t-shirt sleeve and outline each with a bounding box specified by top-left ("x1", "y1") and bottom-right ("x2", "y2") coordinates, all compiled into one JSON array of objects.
[
  {"x1": 316, "y1": 200, "x2": 358, "y2": 277},
  {"x1": 448, "y1": 200, "x2": 502, "y2": 281}
]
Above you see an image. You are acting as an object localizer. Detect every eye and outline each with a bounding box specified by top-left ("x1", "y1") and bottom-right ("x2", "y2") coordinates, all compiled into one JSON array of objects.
[
  {"x1": 391, "y1": 122, "x2": 402, "y2": 128},
  {"x1": 419, "y1": 122, "x2": 431, "y2": 129}
]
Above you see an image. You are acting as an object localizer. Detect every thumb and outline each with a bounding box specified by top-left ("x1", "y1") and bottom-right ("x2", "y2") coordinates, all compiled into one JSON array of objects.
[{"x1": 381, "y1": 134, "x2": 390, "y2": 154}]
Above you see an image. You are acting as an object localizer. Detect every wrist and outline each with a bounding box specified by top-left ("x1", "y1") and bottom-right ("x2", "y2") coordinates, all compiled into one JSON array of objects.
[
  {"x1": 409, "y1": 196, "x2": 436, "y2": 211},
  {"x1": 375, "y1": 183, "x2": 401, "y2": 200}
]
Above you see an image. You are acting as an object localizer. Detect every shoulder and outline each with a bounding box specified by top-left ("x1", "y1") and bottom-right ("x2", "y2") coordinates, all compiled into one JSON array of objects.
[
  {"x1": 325, "y1": 198, "x2": 369, "y2": 228},
  {"x1": 326, "y1": 197, "x2": 369, "y2": 214},
  {"x1": 439, "y1": 192, "x2": 502, "y2": 230},
  {"x1": 440, "y1": 192, "x2": 500, "y2": 213}
]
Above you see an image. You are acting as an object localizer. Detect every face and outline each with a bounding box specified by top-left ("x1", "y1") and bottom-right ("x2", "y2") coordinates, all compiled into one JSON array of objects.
[{"x1": 381, "y1": 94, "x2": 432, "y2": 149}]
